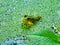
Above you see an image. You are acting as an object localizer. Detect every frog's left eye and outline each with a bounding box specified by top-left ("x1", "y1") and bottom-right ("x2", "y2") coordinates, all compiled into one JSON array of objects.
[
  {"x1": 27, "y1": 18, "x2": 31, "y2": 20},
  {"x1": 24, "y1": 15, "x2": 27, "y2": 17}
]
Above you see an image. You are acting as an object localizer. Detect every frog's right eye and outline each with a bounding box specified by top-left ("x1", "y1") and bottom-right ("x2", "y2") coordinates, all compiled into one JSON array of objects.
[{"x1": 27, "y1": 18, "x2": 31, "y2": 20}]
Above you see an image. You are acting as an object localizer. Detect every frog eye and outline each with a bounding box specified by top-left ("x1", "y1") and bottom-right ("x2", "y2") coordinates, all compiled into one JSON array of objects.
[
  {"x1": 24, "y1": 15, "x2": 27, "y2": 17},
  {"x1": 27, "y1": 18, "x2": 31, "y2": 20}
]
